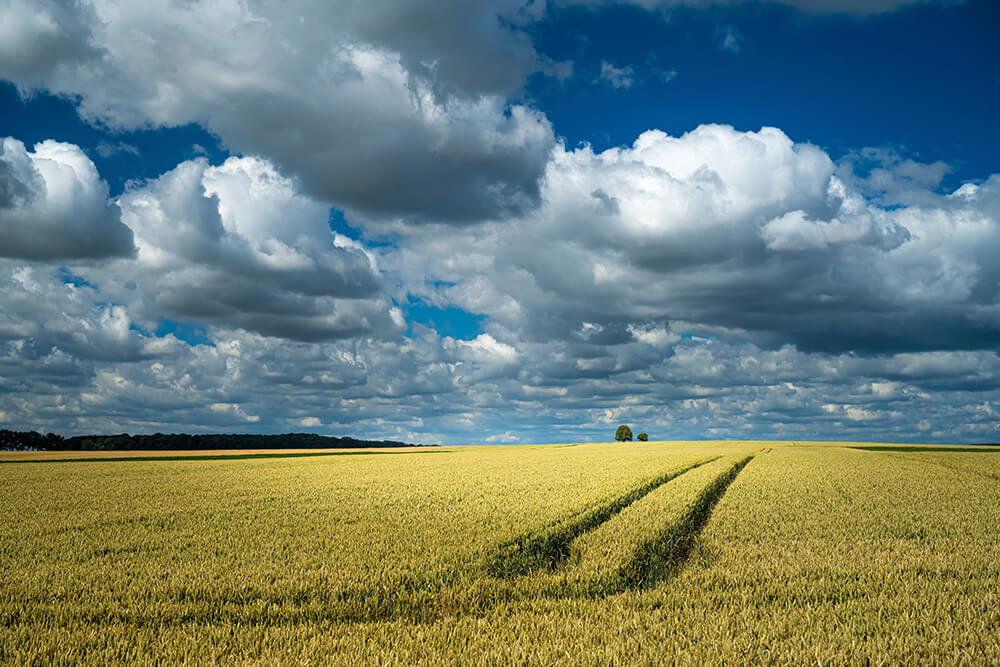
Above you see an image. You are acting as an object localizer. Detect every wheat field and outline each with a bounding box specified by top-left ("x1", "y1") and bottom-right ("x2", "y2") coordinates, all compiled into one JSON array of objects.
[{"x1": 2, "y1": 441, "x2": 998, "y2": 664}]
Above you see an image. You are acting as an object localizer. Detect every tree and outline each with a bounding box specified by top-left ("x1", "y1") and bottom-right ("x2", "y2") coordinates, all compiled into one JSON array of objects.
[
  {"x1": 637, "y1": 433, "x2": 648, "y2": 441},
  {"x1": 615, "y1": 425, "x2": 633, "y2": 442}
]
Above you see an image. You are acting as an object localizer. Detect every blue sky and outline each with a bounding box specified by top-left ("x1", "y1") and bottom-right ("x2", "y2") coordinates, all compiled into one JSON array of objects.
[
  {"x1": 529, "y1": 1, "x2": 998, "y2": 188},
  {"x1": 1, "y1": 0, "x2": 998, "y2": 444}
]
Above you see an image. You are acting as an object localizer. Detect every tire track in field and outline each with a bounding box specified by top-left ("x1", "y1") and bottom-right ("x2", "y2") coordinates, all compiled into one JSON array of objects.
[
  {"x1": 50, "y1": 455, "x2": 756, "y2": 627},
  {"x1": 333, "y1": 455, "x2": 750, "y2": 622},
  {"x1": 335, "y1": 453, "x2": 756, "y2": 620},
  {"x1": 613, "y1": 455, "x2": 754, "y2": 591},
  {"x1": 484, "y1": 458, "x2": 719, "y2": 578}
]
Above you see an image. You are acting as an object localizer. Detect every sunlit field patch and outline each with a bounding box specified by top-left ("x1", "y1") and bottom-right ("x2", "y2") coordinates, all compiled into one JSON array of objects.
[{"x1": 2, "y1": 442, "x2": 997, "y2": 663}]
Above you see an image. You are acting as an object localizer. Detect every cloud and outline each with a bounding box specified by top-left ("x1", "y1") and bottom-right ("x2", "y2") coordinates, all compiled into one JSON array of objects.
[
  {"x1": 2, "y1": 260, "x2": 997, "y2": 443},
  {"x1": 103, "y1": 154, "x2": 404, "y2": 341},
  {"x1": 1, "y1": 126, "x2": 988, "y2": 444},
  {"x1": 1, "y1": 135, "x2": 403, "y2": 343},
  {"x1": 485, "y1": 431, "x2": 520, "y2": 443},
  {"x1": 210, "y1": 402, "x2": 260, "y2": 423},
  {"x1": 36, "y1": 324, "x2": 1000, "y2": 442},
  {"x1": 0, "y1": 0, "x2": 556, "y2": 225},
  {"x1": 0, "y1": 0, "x2": 101, "y2": 88},
  {"x1": 0, "y1": 0, "x2": 962, "y2": 224},
  {"x1": 389, "y1": 124, "x2": 1000, "y2": 356},
  {"x1": 0, "y1": 138, "x2": 135, "y2": 260},
  {"x1": 0, "y1": 264, "x2": 207, "y2": 438},
  {"x1": 836, "y1": 147, "x2": 954, "y2": 208},
  {"x1": 95, "y1": 140, "x2": 141, "y2": 159},
  {"x1": 597, "y1": 61, "x2": 637, "y2": 89}
]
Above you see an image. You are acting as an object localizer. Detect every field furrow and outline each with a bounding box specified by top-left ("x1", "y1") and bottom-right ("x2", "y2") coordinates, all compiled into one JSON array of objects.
[
  {"x1": 551, "y1": 454, "x2": 753, "y2": 595},
  {"x1": 485, "y1": 456, "x2": 717, "y2": 577},
  {"x1": 615, "y1": 454, "x2": 754, "y2": 591}
]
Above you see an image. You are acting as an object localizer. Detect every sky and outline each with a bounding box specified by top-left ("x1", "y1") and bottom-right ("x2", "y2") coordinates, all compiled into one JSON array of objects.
[{"x1": 1, "y1": 0, "x2": 998, "y2": 445}]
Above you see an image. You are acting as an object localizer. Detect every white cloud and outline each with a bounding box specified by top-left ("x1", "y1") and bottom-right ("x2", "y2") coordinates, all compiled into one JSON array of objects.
[
  {"x1": 1, "y1": 125, "x2": 985, "y2": 444},
  {"x1": 0, "y1": 263, "x2": 168, "y2": 362},
  {"x1": 456, "y1": 333, "x2": 518, "y2": 363},
  {"x1": 210, "y1": 402, "x2": 260, "y2": 423},
  {"x1": 0, "y1": 0, "x2": 100, "y2": 88},
  {"x1": 760, "y1": 206, "x2": 910, "y2": 252},
  {"x1": 485, "y1": 431, "x2": 520, "y2": 443},
  {"x1": 390, "y1": 124, "x2": 1000, "y2": 357},
  {"x1": 2, "y1": 269, "x2": 998, "y2": 443},
  {"x1": 0, "y1": 138, "x2": 135, "y2": 260},
  {"x1": 0, "y1": 0, "x2": 555, "y2": 224},
  {"x1": 0, "y1": 0, "x2": 961, "y2": 225},
  {"x1": 597, "y1": 61, "x2": 636, "y2": 89},
  {"x1": 105, "y1": 154, "x2": 402, "y2": 341},
  {"x1": 628, "y1": 324, "x2": 680, "y2": 347}
]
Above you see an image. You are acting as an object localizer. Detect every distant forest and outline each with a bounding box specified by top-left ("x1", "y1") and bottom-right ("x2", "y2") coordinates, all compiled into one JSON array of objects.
[{"x1": 0, "y1": 430, "x2": 419, "y2": 451}]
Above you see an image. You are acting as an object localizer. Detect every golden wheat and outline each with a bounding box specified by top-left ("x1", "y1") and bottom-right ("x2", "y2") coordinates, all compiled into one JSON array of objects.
[{"x1": 1, "y1": 441, "x2": 997, "y2": 664}]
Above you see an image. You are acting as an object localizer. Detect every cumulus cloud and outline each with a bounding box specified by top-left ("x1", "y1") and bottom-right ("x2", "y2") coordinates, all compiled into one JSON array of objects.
[
  {"x1": 836, "y1": 147, "x2": 954, "y2": 208},
  {"x1": 0, "y1": 0, "x2": 963, "y2": 224},
  {"x1": 0, "y1": 0, "x2": 556, "y2": 224},
  {"x1": 0, "y1": 263, "x2": 175, "y2": 364},
  {"x1": 210, "y1": 402, "x2": 260, "y2": 423},
  {"x1": 390, "y1": 124, "x2": 1000, "y2": 355},
  {"x1": 0, "y1": 0, "x2": 101, "y2": 87},
  {"x1": 2, "y1": 124, "x2": 993, "y2": 444},
  {"x1": 2, "y1": 257, "x2": 997, "y2": 443},
  {"x1": 0, "y1": 130, "x2": 442, "y2": 440},
  {"x1": 99, "y1": 155, "x2": 404, "y2": 341},
  {"x1": 0, "y1": 138, "x2": 135, "y2": 260}
]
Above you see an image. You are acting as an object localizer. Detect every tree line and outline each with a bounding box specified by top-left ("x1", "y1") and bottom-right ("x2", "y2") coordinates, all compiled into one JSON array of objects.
[{"x1": 0, "y1": 429, "x2": 419, "y2": 451}]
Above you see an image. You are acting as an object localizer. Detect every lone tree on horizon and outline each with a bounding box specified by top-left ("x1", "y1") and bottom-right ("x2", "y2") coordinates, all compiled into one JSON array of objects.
[
  {"x1": 637, "y1": 433, "x2": 648, "y2": 441},
  {"x1": 615, "y1": 425, "x2": 633, "y2": 442}
]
